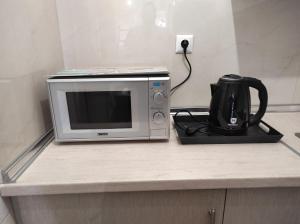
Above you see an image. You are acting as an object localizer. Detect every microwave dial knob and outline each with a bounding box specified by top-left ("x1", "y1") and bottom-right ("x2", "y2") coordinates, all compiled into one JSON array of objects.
[
  {"x1": 153, "y1": 92, "x2": 165, "y2": 104},
  {"x1": 153, "y1": 112, "x2": 165, "y2": 124}
]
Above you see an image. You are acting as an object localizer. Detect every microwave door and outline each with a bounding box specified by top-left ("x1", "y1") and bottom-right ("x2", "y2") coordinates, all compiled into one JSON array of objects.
[
  {"x1": 49, "y1": 79, "x2": 149, "y2": 141},
  {"x1": 66, "y1": 91, "x2": 133, "y2": 130}
]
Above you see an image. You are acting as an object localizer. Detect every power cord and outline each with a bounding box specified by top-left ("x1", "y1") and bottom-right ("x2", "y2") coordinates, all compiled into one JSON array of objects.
[
  {"x1": 171, "y1": 40, "x2": 192, "y2": 95},
  {"x1": 174, "y1": 110, "x2": 208, "y2": 136}
]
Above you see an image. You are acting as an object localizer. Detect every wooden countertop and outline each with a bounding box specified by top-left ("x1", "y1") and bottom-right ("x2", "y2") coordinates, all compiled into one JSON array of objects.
[
  {"x1": 263, "y1": 112, "x2": 300, "y2": 153},
  {"x1": 1, "y1": 112, "x2": 300, "y2": 197}
]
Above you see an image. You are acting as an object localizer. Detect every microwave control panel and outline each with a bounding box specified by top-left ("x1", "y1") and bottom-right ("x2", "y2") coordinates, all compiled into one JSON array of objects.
[{"x1": 148, "y1": 76, "x2": 170, "y2": 140}]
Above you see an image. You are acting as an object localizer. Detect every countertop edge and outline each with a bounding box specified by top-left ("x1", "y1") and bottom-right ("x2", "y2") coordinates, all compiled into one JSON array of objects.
[{"x1": 2, "y1": 177, "x2": 300, "y2": 197}]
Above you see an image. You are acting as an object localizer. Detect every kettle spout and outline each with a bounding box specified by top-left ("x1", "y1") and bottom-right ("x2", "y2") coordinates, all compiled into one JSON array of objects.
[{"x1": 210, "y1": 84, "x2": 218, "y2": 96}]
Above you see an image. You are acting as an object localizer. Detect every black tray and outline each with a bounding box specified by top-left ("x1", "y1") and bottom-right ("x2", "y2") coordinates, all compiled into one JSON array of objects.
[{"x1": 173, "y1": 115, "x2": 283, "y2": 144}]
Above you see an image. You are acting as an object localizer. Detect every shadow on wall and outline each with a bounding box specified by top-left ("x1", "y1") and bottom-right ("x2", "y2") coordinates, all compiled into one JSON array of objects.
[{"x1": 231, "y1": 0, "x2": 300, "y2": 104}]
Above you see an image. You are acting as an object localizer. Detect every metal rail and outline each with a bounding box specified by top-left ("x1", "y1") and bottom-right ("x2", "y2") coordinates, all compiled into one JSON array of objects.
[{"x1": 1, "y1": 130, "x2": 54, "y2": 183}]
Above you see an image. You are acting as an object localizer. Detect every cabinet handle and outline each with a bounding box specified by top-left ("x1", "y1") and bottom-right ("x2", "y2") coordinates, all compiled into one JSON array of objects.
[{"x1": 208, "y1": 208, "x2": 216, "y2": 224}]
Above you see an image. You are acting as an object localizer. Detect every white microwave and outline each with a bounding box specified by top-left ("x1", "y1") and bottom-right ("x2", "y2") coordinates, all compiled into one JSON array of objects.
[{"x1": 47, "y1": 68, "x2": 170, "y2": 142}]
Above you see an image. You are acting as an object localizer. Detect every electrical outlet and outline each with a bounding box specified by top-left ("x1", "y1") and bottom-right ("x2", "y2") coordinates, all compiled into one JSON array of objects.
[{"x1": 175, "y1": 34, "x2": 194, "y2": 54}]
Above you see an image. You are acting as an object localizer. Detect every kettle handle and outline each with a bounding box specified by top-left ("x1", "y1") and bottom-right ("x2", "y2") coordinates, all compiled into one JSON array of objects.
[{"x1": 244, "y1": 77, "x2": 268, "y2": 126}]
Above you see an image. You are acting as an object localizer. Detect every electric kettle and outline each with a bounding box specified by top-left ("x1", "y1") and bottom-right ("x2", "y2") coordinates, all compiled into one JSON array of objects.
[{"x1": 209, "y1": 74, "x2": 268, "y2": 135}]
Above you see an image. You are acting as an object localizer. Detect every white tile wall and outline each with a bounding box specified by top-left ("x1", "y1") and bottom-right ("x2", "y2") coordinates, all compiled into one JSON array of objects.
[
  {"x1": 0, "y1": 0, "x2": 64, "y2": 168},
  {"x1": 231, "y1": 0, "x2": 300, "y2": 105},
  {"x1": 55, "y1": 0, "x2": 240, "y2": 107},
  {"x1": 55, "y1": 0, "x2": 300, "y2": 107}
]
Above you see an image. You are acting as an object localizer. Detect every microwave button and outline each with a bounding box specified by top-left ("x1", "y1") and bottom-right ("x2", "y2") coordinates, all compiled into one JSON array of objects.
[
  {"x1": 153, "y1": 112, "x2": 165, "y2": 124},
  {"x1": 153, "y1": 92, "x2": 165, "y2": 105}
]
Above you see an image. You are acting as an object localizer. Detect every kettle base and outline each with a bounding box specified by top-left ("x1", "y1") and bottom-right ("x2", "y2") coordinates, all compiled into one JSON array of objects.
[
  {"x1": 173, "y1": 114, "x2": 283, "y2": 144},
  {"x1": 208, "y1": 124, "x2": 248, "y2": 136}
]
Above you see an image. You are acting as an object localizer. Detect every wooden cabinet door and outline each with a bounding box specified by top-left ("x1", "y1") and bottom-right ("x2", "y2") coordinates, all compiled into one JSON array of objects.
[
  {"x1": 13, "y1": 190, "x2": 225, "y2": 224},
  {"x1": 223, "y1": 188, "x2": 300, "y2": 224}
]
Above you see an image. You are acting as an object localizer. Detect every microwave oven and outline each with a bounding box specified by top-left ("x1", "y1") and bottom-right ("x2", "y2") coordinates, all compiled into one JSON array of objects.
[{"x1": 47, "y1": 68, "x2": 170, "y2": 142}]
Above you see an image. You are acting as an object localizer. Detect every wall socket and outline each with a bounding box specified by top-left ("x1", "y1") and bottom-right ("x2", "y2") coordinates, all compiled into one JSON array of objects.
[{"x1": 175, "y1": 35, "x2": 194, "y2": 54}]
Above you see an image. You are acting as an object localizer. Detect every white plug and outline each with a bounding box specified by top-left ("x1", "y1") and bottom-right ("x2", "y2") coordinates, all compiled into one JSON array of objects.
[{"x1": 175, "y1": 35, "x2": 194, "y2": 54}]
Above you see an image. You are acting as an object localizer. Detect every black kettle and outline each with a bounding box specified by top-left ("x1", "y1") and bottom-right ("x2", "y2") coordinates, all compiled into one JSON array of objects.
[{"x1": 209, "y1": 74, "x2": 268, "y2": 135}]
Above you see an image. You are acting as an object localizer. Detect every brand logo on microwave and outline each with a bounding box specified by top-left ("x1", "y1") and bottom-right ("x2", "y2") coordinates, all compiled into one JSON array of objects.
[{"x1": 97, "y1": 132, "x2": 109, "y2": 136}]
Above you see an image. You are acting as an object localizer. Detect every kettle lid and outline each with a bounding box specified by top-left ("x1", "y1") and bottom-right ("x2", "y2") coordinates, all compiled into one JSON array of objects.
[{"x1": 220, "y1": 74, "x2": 242, "y2": 82}]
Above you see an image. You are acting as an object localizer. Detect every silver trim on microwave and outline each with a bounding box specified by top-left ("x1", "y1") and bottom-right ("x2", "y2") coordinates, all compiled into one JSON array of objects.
[{"x1": 48, "y1": 77, "x2": 149, "y2": 83}]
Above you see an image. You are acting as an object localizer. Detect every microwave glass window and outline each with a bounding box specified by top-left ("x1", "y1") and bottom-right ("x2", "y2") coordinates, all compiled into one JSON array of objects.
[{"x1": 66, "y1": 91, "x2": 132, "y2": 129}]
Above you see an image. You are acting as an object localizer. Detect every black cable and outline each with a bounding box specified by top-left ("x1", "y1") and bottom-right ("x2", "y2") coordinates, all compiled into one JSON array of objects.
[
  {"x1": 174, "y1": 109, "x2": 202, "y2": 124},
  {"x1": 171, "y1": 49, "x2": 192, "y2": 95},
  {"x1": 173, "y1": 110, "x2": 208, "y2": 136}
]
